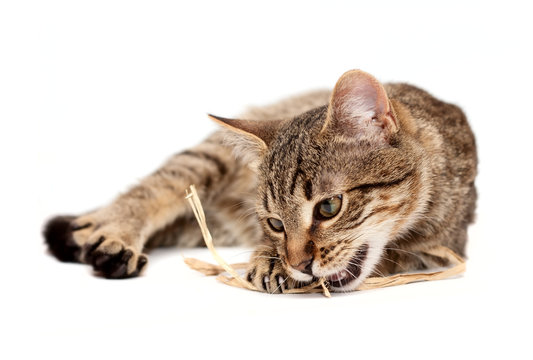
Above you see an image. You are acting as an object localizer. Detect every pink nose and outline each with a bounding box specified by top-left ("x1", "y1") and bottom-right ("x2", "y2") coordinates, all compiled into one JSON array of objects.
[{"x1": 290, "y1": 257, "x2": 313, "y2": 275}]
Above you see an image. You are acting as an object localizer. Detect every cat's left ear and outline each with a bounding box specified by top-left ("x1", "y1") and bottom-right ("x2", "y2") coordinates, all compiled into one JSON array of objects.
[
  {"x1": 209, "y1": 114, "x2": 284, "y2": 168},
  {"x1": 323, "y1": 70, "x2": 398, "y2": 144}
]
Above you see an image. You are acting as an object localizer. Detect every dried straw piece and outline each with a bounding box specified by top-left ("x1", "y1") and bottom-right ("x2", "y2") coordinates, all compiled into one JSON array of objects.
[
  {"x1": 184, "y1": 185, "x2": 465, "y2": 296},
  {"x1": 183, "y1": 258, "x2": 248, "y2": 276},
  {"x1": 185, "y1": 186, "x2": 256, "y2": 291},
  {"x1": 357, "y1": 246, "x2": 465, "y2": 290}
]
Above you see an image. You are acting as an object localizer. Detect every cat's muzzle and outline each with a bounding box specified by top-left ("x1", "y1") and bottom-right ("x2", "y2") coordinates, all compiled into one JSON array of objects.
[{"x1": 326, "y1": 244, "x2": 368, "y2": 288}]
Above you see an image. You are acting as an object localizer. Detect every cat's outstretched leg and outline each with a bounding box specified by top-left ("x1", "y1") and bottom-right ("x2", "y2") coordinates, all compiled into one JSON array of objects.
[{"x1": 44, "y1": 133, "x2": 240, "y2": 278}]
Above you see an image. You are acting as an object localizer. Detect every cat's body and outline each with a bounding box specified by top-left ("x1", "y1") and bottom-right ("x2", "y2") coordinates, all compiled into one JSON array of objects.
[{"x1": 44, "y1": 70, "x2": 476, "y2": 292}]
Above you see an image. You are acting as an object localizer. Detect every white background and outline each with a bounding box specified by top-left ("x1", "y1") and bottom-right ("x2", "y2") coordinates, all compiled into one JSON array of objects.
[{"x1": 1, "y1": 1, "x2": 532, "y2": 359}]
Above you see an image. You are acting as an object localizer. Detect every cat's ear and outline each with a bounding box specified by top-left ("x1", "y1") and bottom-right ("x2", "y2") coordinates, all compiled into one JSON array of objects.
[
  {"x1": 208, "y1": 114, "x2": 284, "y2": 148},
  {"x1": 323, "y1": 70, "x2": 398, "y2": 144},
  {"x1": 209, "y1": 114, "x2": 284, "y2": 169}
]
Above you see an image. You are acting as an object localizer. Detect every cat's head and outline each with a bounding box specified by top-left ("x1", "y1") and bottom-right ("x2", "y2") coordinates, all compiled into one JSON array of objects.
[{"x1": 213, "y1": 70, "x2": 424, "y2": 291}]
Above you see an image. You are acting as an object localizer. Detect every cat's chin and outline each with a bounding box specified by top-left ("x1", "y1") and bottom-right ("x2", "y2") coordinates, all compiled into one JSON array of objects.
[
  {"x1": 325, "y1": 244, "x2": 369, "y2": 291},
  {"x1": 324, "y1": 241, "x2": 386, "y2": 292}
]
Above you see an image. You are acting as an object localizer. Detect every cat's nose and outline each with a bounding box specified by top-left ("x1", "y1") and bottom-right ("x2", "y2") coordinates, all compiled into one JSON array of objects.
[
  {"x1": 291, "y1": 257, "x2": 314, "y2": 275},
  {"x1": 287, "y1": 239, "x2": 315, "y2": 275}
]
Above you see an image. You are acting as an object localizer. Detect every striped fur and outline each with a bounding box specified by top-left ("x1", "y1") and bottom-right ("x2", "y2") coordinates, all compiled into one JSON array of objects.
[{"x1": 44, "y1": 70, "x2": 476, "y2": 290}]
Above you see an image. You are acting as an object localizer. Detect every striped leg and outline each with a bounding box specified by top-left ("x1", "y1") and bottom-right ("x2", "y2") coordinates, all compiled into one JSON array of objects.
[{"x1": 44, "y1": 132, "x2": 248, "y2": 278}]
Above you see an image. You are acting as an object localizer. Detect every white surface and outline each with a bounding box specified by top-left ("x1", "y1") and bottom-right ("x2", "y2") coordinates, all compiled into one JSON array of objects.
[{"x1": 1, "y1": 1, "x2": 532, "y2": 359}]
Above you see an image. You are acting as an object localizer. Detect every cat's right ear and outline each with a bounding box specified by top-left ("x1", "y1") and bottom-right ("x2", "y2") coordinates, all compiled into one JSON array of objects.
[
  {"x1": 322, "y1": 69, "x2": 398, "y2": 146},
  {"x1": 209, "y1": 114, "x2": 284, "y2": 169}
]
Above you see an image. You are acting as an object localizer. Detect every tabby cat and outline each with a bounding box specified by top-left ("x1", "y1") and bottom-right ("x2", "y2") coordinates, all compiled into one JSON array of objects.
[{"x1": 44, "y1": 70, "x2": 477, "y2": 293}]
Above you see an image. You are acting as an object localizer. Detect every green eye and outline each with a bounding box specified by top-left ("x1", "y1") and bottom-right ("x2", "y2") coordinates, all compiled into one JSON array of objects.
[
  {"x1": 267, "y1": 218, "x2": 284, "y2": 232},
  {"x1": 316, "y1": 195, "x2": 343, "y2": 219}
]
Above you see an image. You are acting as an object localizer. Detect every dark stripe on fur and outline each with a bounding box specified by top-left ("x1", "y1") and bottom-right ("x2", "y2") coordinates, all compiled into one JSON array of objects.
[
  {"x1": 180, "y1": 150, "x2": 228, "y2": 176},
  {"x1": 350, "y1": 203, "x2": 403, "y2": 229},
  {"x1": 348, "y1": 204, "x2": 403, "y2": 229},
  {"x1": 348, "y1": 170, "x2": 413, "y2": 193},
  {"x1": 345, "y1": 197, "x2": 372, "y2": 223},
  {"x1": 303, "y1": 179, "x2": 313, "y2": 200},
  {"x1": 181, "y1": 164, "x2": 202, "y2": 179},
  {"x1": 204, "y1": 175, "x2": 212, "y2": 189},
  {"x1": 289, "y1": 168, "x2": 304, "y2": 196},
  {"x1": 262, "y1": 193, "x2": 270, "y2": 212},
  {"x1": 268, "y1": 179, "x2": 276, "y2": 200}
]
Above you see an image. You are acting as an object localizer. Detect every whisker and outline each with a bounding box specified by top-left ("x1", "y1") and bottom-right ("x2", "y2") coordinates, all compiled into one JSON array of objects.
[
  {"x1": 254, "y1": 255, "x2": 281, "y2": 261},
  {"x1": 378, "y1": 256, "x2": 407, "y2": 271},
  {"x1": 381, "y1": 247, "x2": 426, "y2": 261},
  {"x1": 270, "y1": 276, "x2": 286, "y2": 294}
]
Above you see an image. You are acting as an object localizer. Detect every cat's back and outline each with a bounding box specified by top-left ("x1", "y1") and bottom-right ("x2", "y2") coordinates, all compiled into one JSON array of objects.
[
  {"x1": 385, "y1": 82, "x2": 477, "y2": 184},
  {"x1": 383, "y1": 82, "x2": 477, "y2": 256}
]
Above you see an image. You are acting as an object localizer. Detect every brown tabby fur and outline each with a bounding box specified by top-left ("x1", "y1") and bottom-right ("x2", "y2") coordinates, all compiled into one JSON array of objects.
[{"x1": 44, "y1": 70, "x2": 476, "y2": 293}]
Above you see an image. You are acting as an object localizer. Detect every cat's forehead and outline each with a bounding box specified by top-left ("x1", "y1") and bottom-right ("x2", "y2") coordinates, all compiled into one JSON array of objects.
[
  {"x1": 258, "y1": 105, "x2": 410, "y2": 211},
  {"x1": 270, "y1": 105, "x2": 327, "y2": 154},
  {"x1": 258, "y1": 106, "x2": 354, "y2": 207},
  {"x1": 260, "y1": 109, "x2": 323, "y2": 191}
]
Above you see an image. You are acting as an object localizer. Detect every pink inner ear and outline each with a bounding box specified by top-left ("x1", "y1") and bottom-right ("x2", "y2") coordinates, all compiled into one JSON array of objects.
[
  {"x1": 332, "y1": 71, "x2": 387, "y2": 122},
  {"x1": 326, "y1": 70, "x2": 396, "y2": 144}
]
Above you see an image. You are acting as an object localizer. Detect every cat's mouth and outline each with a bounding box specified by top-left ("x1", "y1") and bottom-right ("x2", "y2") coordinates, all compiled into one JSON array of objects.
[{"x1": 326, "y1": 244, "x2": 369, "y2": 288}]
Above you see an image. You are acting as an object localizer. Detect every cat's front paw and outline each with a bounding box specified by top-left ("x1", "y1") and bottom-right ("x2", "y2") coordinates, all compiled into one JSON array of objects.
[
  {"x1": 81, "y1": 234, "x2": 148, "y2": 279},
  {"x1": 246, "y1": 249, "x2": 309, "y2": 294},
  {"x1": 44, "y1": 214, "x2": 148, "y2": 279}
]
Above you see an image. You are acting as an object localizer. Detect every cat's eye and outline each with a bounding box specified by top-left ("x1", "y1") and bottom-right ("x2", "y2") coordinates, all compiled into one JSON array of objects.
[
  {"x1": 267, "y1": 218, "x2": 284, "y2": 232},
  {"x1": 316, "y1": 195, "x2": 343, "y2": 219}
]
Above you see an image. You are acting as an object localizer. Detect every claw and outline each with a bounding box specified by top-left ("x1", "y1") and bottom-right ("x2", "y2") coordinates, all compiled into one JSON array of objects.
[
  {"x1": 71, "y1": 222, "x2": 92, "y2": 231},
  {"x1": 93, "y1": 253, "x2": 112, "y2": 268},
  {"x1": 137, "y1": 255, "x2": 148, "y2": 272},
  {"x1": 263, "y1": 275, "x2": 270, "y2": 292},
  {"x1": 83, "y1": 236, "x2": 105, "y2": 262},
  {"x1": 108, "y1": 261, "x2": 128, "y2": 279},
  {"x1": 277, "y1": 276, "x2": 286, "y2": 293}
]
